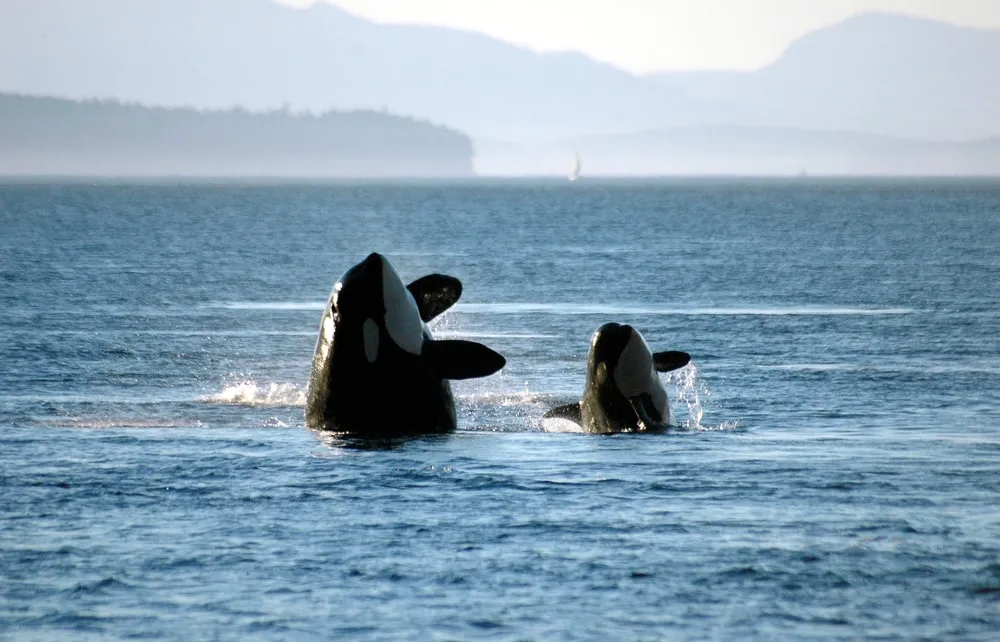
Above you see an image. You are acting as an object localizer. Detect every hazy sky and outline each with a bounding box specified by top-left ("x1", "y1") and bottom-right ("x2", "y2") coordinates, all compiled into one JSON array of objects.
[{"x1": 276, "y1": 0, "x2": 1000, "y2": 73}]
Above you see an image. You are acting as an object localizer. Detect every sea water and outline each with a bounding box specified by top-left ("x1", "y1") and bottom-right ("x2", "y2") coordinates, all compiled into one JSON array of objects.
[{"x1": 1, "y1": 179, "x2": 999, "y2": 640}]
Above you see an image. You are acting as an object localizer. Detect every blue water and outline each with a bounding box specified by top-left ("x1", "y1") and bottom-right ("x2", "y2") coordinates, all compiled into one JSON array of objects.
[{"x1": 1, "y1": 179, "x2": 999, "y2": 640}]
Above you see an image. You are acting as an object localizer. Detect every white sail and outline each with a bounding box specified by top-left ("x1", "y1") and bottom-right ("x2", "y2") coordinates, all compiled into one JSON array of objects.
[{"x1": 569, "y1": 152, "x2": 581, "y2": 181}]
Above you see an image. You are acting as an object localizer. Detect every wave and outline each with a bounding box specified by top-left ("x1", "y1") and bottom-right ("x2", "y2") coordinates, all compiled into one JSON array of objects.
[
  {"x1": 201, "y1": 302, "x2": 916, "y2": 316},
  {"x1": 2, "y1": 393, "x2": 193, "y2": 404},
  {"x1": 454, "y1": 303, "x2": 916, "y2": 316},
  {"x1": 380, "y1": 250, "x2": 469, "y2": 257},
  {"x1": 434, "y1": 331, "x2": 560, "y2": 340},
  {"x1": 760, "y1": 363, "x2": 1000, "y2": 374},
  {"x1": 32, "y1": 418, "x2": 202, "y2": 429},
  {"x1": 759, "y1": 363, "x2": 858, "y2": 372},
  {"x1": 204, "y1": 302, "x2": 325, "y2": 311},
  {"x1": 12, "y1": 329, "x2": 316, "y2": 337},
  {"x1": 202, "y1": 381, "x2": 306, "y2": 407}
]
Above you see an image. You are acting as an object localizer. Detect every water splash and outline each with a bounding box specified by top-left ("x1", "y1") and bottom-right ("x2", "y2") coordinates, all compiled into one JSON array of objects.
[
  {"x1": 456, "y1": 389, "x2": 553, "y2": 407},
  {"x1": 427, "y1": 309, "x2": 455, "y2": 334},
  {"x1": 665, "y1": 364, "x2": 739, "y2": 432},
  {"x1": 203, "y1": 379, "x2": 306, "y2": 408},
  {"x1": 453, "y1": 374, "x2": 555, "y2": 432}
]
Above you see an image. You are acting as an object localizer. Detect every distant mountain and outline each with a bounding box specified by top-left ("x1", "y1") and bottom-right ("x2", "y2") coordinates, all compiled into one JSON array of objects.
[
  {"x1": 0, "y1": 0, "x2": 726, "y2": 142},
  {"x1": 474, "y1": 126, "x2": 1000, "y2": 176},
  {"x1": 0, "y1": 94, "x2": 473, "y2": 177},
  {"x1": 3, "y1": 1, "x2": 998, "y2": 167},
  {"x1": 649, "y1": 14, "x2": 1000, "y2": 141}
]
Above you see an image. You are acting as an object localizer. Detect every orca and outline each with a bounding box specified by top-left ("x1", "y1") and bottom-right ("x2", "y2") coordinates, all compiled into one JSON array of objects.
[
  {"x1": 544, "y1": 323, "x2": 690, "y2": 434},
  {"x1": 305, "y1": 252, "x2": 506, "y2": 437}
]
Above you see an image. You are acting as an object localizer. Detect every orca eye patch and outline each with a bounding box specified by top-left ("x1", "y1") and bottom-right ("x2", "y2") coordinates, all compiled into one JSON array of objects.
[
  {"x1": 612, "y1": 331, "x2": 656, "y2": 398},
  {"x1": 381, "y1": 257, "x2": 424, "y2": 356}
]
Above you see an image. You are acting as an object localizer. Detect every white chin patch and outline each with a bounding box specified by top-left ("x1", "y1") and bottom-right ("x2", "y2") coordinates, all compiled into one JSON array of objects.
[
  {"x1": 363, "y1": 318, "x2": 379, "y2": 363},
  {"x1": 613, "y1": 331, "x2": 668, "y2": 415},
  {"x1": 322, "y1": 311, "x2": 335, "y2": 344},
  {"x1": 380, "y1": 257, "x2": 424, "y2": 355}
]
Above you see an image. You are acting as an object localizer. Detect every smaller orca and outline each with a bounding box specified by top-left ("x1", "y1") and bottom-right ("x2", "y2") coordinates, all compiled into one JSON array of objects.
[
  {"x1": 305, "y1": 252, "x2": 506, "y2": 437},
  {"x1": 544, "y1": 323, "x2": 690, "y2": 434}
]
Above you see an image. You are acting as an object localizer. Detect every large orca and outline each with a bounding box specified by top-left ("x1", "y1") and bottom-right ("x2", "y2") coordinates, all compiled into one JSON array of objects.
[
  {"x1": 305, "y1": 252, "x2": 506, "y2": 437},
  {"x1": 544, "y1": 323, "x2": 690, "y2": 434}
]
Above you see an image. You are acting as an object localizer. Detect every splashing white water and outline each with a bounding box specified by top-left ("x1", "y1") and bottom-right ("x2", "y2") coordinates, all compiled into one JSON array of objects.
[
  {"x1": 203, "y1": 380, "x2": 306, "y2": 407},
  {"x1": 665, "y1": 364, "x2": 739, "y2": 432},
  {"x1": 456, "y1": 389, "x2": 553, "y2": 407}
]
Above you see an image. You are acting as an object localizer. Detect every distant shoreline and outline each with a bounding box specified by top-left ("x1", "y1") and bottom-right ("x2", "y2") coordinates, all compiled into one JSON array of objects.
[
  {"x1": 3, "y1": 175, "x2": 998, "y2": 185},
  {"x1": 0, "y1": 94, "x2": 475, "y2": 178}
]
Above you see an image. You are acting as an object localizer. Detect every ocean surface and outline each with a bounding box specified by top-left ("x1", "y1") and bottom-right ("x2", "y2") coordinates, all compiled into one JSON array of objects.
[{"x1": 1, "y1": 178, "x2": 999, "y2": 640}]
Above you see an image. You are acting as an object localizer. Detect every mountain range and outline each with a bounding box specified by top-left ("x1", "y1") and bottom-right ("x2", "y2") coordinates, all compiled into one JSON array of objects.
[
  {"x1": 649, "y1": 13, "x2": 1000, "y2": 142},
  {"x1": 0, "y1": 0, "x2": 712, "y2": 142},
  {"x1": 1, "y1": 1, "x2": 999, "y2": 175}
]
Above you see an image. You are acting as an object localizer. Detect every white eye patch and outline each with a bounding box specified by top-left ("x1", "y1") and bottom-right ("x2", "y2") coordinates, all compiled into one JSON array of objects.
[
  {"x1": 613, "y1": 331, "x2": 667, "y2": 416},
  {"x1": 380, "y1": 257, "x2": 424, "y2": 356}
]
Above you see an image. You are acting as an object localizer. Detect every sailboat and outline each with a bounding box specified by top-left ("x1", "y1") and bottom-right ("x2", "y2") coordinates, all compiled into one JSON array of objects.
[{"x1": 568, "y1": 151, "x2": 582, "y2": 182}]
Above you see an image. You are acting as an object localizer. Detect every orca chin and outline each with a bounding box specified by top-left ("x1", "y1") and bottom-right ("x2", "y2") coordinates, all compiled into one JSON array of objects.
[
  {"x1": 305, "y1": 252, "x2": 506, "y2": 437},
  {"x1": 544, "y1": 323, "x2": 691, "y2": 435}
]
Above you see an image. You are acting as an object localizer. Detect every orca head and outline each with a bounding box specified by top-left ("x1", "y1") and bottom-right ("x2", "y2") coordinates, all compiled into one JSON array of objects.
[
  {"x1": 587, "y1": 323, "x2": 668, "y2": 430},
  {"x1": 331, "y1": 252, "x2": 426, "y2": 365},
  {"x1": 587, "y1": 323, "x2": 654, "y2": 395}
]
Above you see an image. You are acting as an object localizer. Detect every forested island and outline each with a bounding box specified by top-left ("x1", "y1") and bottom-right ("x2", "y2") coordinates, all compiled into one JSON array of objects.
[{"x1": 0, "y1": 94, "x2": 474, "y2": 177}]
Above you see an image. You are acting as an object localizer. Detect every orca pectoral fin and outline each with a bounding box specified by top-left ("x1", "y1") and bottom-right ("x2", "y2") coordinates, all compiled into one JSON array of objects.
[
  {"x1": 628, "y1": 394, "x2": 668, "y2": 432},
  {"x1": 407, "y1": 274, "x2": 463, "y2": 322},
  {"x1": 543, "y1": 402, "x2": 582, "y2": 424},
  {"x1": 426, "y1": 340, "x2": 505, "y2": 380},
  {"x1": 653, "y1": 351, "x2": 691, "y2": 373}
]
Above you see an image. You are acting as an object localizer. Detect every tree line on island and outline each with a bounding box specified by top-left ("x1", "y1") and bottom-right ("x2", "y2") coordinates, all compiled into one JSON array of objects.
[{"x1": 0, "y1": 94, "x2": 474, "y2": 177}]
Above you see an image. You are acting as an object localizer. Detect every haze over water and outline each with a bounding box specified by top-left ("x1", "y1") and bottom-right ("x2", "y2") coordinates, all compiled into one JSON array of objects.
[{"x1": 1, "y1": 179, "x2": 999, "y2": 639}]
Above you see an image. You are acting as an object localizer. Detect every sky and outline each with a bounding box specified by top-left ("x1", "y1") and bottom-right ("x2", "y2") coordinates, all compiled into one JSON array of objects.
[{"x1": 276, "y1": 0, "x2": 1000, "y2": 73}]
